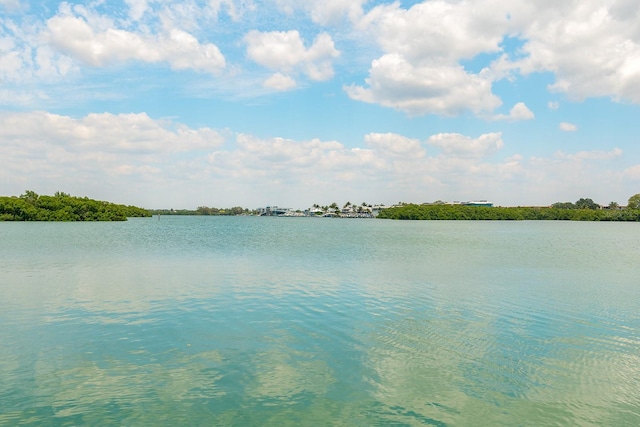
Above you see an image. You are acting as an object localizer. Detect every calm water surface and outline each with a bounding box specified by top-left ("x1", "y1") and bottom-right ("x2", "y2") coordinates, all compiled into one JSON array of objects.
[{"x1": 1, "y1": 217, "x2": 639, "y2": 426}]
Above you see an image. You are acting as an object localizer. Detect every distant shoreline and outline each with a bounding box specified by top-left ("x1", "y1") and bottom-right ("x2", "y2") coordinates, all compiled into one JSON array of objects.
[
  {"x1": 4, "y1": 192, "x2": 640, "y2": 222},
  {"x1": 377, "y1": 204, "x2": 640, "y2": 221}
]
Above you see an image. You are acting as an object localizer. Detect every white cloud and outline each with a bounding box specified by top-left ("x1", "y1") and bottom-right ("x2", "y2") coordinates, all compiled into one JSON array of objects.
[
  {"x1": 124, "y1": 0, "x2": 150, "y2": 22},
  {"x1": 364, "y1": 133, "x2": 425, "y2": 158},
  {"x1": 346, "y1": 54, "x2": 501, "y2": 116},
  {"x1": 427, "y1": 132, "x2": 504, "y2": 158},
  {"x1": 344, "y1": 0, "x2": 511, "y2": 117},
  {"x1": 559, "y1": 122, "x2": 578, "y2": 132},
  {"x1": 5, "y1": 0, "x2": 640, "y2": 113},
  {"x1": 244, "y1": 30, "x2": 340, "y2": 81},
  {"x1": 556, "y1": 148, "x2": 622, "y2": 161},
  {"x1": 0, "y1": 111, "x2": 224, "y2": 170},
  {"x1": 548, "y1": 101, "x2": 560, "y2": 110},
  {"x1": 233, "y1": 134, "x2": 346, "y2": 168},
  {"x1": 263, "y1": 72, "x2": 296, "y2": 91},
  {"x1": 213, "y1": 133, "x2": 628, "y2": 207},
  {"x1": 47, "y1": 12, "x2": 225, "y2": 74},
  {"x1": 507, "y1": 0, "x2": 640, "y2": 103},
  {"x1": 492, "y1": 102, "x2": 535, "y2": 121},
  {"x1": 0, "y1": 36, "x2": 26, "y2": 80},
  {"x1": 308, "y1": 0, "x2": 366, "y2": 26},
  {"x1": 1, "y1": 15, "x2": 77, "y2": 85},
  {"x1": 346, "y1": 0, "x2": 640, "y2": 115},
  {"x1": 359, "y1": 1, "x2": 507, "y2": 64},
  {"x1": 0, "y1": 110, "x2": 633, "y2": 207},
  {"x1": 0, "y1": 110, "x2": 231, "y2": 205}
]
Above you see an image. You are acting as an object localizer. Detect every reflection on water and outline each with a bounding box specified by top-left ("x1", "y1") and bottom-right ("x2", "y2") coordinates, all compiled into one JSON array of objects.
[{"x1": 1, "y1": 218, "x2": 640, "y2": 425}]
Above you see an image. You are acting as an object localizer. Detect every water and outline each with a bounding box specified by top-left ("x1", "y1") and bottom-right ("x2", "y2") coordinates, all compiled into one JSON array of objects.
[{"x1": 1, "y1": 217, "x2": 639, "y2": 426}]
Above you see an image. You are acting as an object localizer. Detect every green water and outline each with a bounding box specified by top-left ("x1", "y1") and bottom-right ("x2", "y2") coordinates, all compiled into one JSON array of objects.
[{"x1": 1, "y1": 217, "x2": 639, "y2": 426}]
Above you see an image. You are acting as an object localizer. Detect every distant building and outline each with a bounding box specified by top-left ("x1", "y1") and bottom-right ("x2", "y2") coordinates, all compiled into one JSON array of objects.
[
  {"x1": 371, "y1": 205, "x2": 388, "y2": 217},
  {"x1": 306, "y1": 208, "x2": 324, "y2": 216},
  {"x1": 450, "y1": 200, "x2": 493, "y2": 207},
  {"x1": 462, "y1": 200, "x2": 493, "y2": 207},
  {"x1": 257, "y1": 206, "x2": 291, "y2": 216}
]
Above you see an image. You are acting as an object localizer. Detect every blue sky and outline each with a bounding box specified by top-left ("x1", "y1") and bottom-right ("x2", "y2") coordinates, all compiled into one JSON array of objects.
[{"x1": 1, "y1": 0, "x2": 640, "y2": 209}]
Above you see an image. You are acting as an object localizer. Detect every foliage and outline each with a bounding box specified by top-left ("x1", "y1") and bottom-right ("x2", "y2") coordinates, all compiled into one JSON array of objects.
[
  {"x1": 377, "y1": 204, "x2": 640, "y2": 222},
  {"x1": 0, "y1": 191, "x2": 151, "y2": 221},
  {"x1": 628, "y1": 193, "x2": 640, "y2": 209},
  {"x1": 551, "y1": 202, "x2": 576, "y2": 209},
  {"x1": 149, "y1": 206, "x2": 253, "y2": 216},
  {"x1": 575, "y1": 198, "x2": 599, "y2": 210}
]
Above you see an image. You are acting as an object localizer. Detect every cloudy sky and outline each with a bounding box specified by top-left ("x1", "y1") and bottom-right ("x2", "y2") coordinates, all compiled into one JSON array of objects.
[{"x1": 1, "y1": 0, "x2": 640, "y2": 209}]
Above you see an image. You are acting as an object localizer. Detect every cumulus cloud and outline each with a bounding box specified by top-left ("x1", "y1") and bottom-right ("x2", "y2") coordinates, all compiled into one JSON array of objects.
[
  {"x1": 0, "y1": 34, "x2": 27, "y2": 81},
  {"x1": 492, "y1": 102, "x2": 535, "y2": 121},
  {"x1": 0, "y1": 111, "x2": 224, "y2": 171},
  {"x1": 345, "y1": 54, "x2": 501, "y2": 116},
  {"x1": 244, "y1": 30, "x2": 339, "y2": 82},
  {"x1": 0, "y1": 16, "x2": 77, "y2": 86},
  {"x1": 344, "y1": 0, "x2": 509, "y2": 117},
  {"x1": 346, "y1": 0, "x2": 640, "y2": 116},
  {"x1": 359, "y1": 1, "x2": 506, "y2": 64},
  {"x1": 263, "y1": 73, "x2": 296, "y2": 91},
  {"x1": 364, "y1": 133, "x2": 425, "y2": 158},
  {"x1": 506, "y1": 0, "x2": 640, "y2": 103},
  {"x1": 0, "y1": 110, "x2": 632, "y2": 207},
  {"x1": 559, "y1": 122, "x2": 578, "y2": 132},
  {"x1": 46, "y1": 11, "x2": 225, "y2": 74},
  {"x1": 205, "y1": 134, "x2": 385, "y2": 201},
  {"x1": 233, "y1": 134, "x2": 346, "y2": 168},
  {"x1": 427, "y1": 133, "x2": 504, "y2": 158}
]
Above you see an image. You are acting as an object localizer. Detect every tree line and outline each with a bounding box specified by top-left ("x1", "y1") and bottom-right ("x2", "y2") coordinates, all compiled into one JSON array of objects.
[
  {"x1": 378, "y1": 195, "x2": 640, "y2": 221},
  {"x1": 149, "y1": 206, "x2": 254, "y2": 216},
  {"x1": 0, "y1": 191, "x2": 151, "y2": 221}
]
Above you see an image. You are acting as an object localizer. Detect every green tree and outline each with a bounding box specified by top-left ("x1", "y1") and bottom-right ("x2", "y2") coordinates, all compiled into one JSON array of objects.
[
  {"x1": 20, "y1": 190, "x2": 39, "y2": 206},
  {"x1": 575, "y1": 198, "x2": 599, "y2": 210},
  {"x1": 552, "y1": 202, "x2": 576, "y2": 209},
  {"x1": 628, "y1": 193, "x2": 640, "y2": 209}
]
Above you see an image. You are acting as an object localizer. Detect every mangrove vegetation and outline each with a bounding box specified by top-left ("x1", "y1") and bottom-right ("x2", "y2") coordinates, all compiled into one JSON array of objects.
[
  {"x1": 378, "y1": 197, "x2": 640, "y2": 221},
  {"x1": 0, "y1": 191, "x2": 151, "y2": 221}
]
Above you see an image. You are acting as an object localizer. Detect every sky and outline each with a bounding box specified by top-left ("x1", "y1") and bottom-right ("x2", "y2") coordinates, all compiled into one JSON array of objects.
[{"x1": 1, "y1": 0, "x2": 640, "y2": 209}]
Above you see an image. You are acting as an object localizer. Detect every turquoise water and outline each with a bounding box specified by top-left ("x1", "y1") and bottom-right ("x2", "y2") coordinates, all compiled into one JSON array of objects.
[{"x1": 1, "y1": 217, "x2": 639, "y2": 426}]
